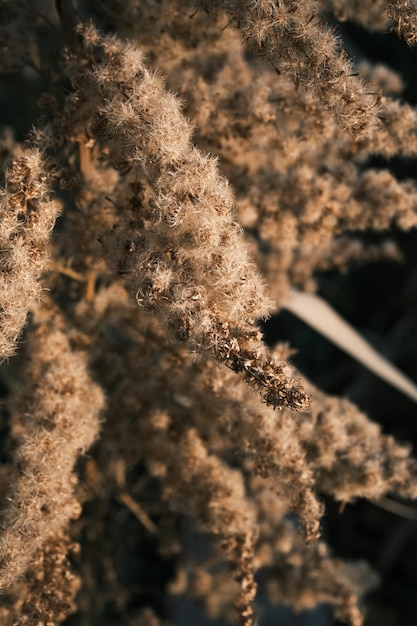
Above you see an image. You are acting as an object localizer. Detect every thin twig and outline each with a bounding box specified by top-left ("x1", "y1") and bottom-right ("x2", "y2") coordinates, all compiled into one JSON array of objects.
[
  {"x1": 118, "y1": 491, "x2": 159, "y2": 535},
  {"x1": 53, "y1": 262, "x2": 86, "y2": 282},
  {"x1": 372, "y1": 496, "x2": 417, "y2": 521}
]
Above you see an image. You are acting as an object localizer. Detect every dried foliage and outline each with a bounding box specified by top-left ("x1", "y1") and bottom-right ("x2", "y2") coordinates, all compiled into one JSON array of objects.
[{"x1": 0, "y1": 1, "x2": 417, "y2": 625}]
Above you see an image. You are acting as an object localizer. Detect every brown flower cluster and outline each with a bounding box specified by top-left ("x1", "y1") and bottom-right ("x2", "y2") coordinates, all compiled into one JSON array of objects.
[{"x1": 0, "y1": 1, "x2": 417, "y2": 625}]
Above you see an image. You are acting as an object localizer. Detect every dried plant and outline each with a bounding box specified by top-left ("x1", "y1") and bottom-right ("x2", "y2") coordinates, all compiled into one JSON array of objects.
[{"x1": 1, "y1": 1, "x2": 417, "y2": 625}]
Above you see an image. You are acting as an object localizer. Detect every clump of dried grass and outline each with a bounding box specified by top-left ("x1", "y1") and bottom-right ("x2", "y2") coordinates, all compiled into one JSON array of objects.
[{"x1": 0, "y1": 1, "x2": 417, "y2": 625}]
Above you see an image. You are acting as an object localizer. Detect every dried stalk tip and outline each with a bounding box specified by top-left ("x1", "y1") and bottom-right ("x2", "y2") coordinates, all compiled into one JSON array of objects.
[{"x1": 0, "y1": 148, "x2": 60, "y2": 361}]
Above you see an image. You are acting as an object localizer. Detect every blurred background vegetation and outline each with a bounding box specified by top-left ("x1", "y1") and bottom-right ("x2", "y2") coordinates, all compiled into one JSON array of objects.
[{"x1": 1, "y1": 2, "x2": 417, "y2": 625}]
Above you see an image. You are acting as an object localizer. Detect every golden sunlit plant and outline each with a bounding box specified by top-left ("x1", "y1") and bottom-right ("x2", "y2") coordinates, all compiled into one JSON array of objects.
[{"x1": 1, "y1": 1, "x2": 417, "y2": 625}]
